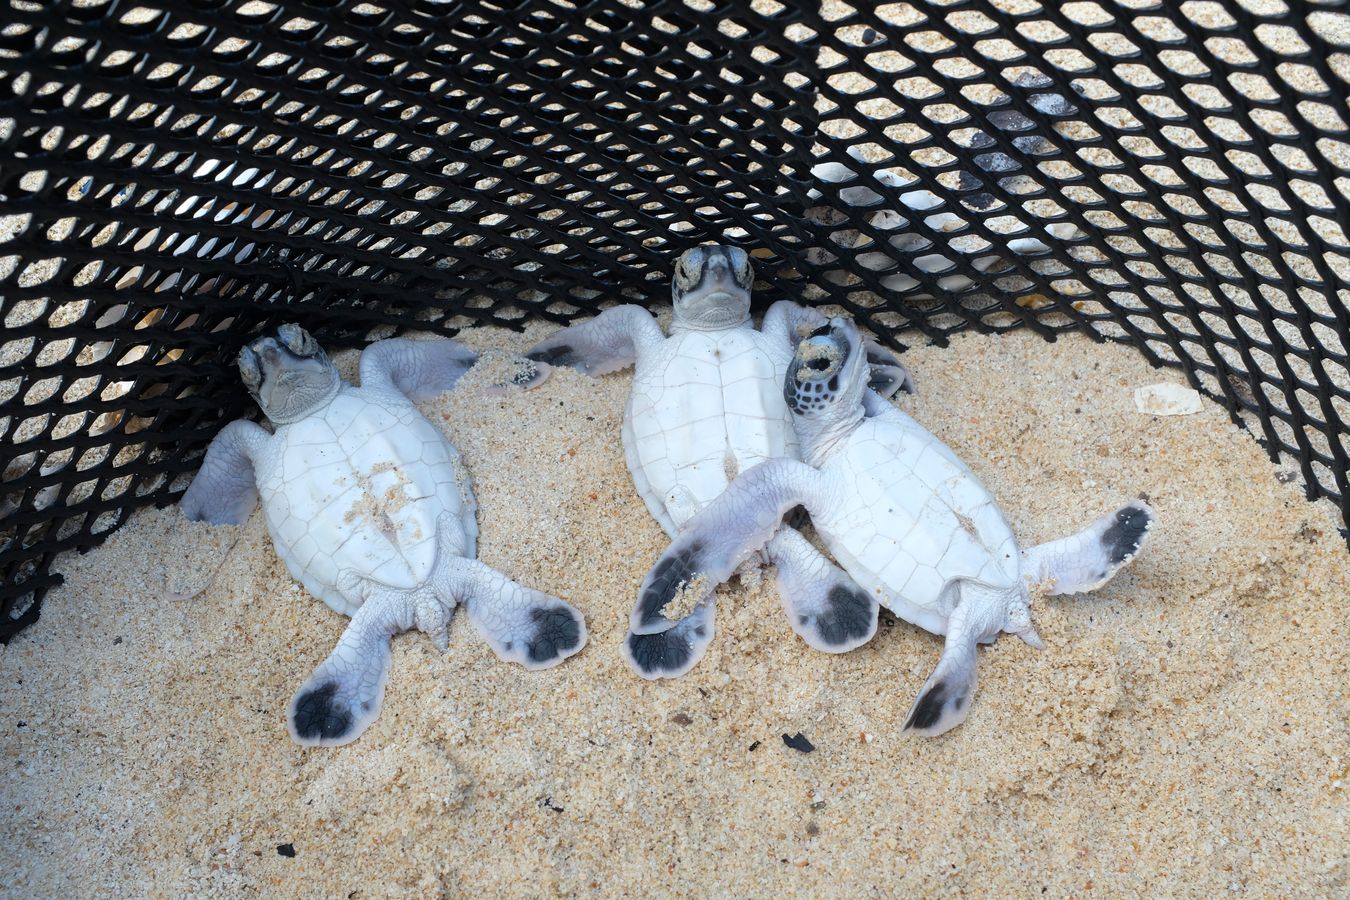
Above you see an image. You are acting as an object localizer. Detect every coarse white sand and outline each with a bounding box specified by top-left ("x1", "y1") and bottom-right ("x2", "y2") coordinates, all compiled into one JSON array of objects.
[{"x1": 0, "y1": 318, "x2": 1346, "y2": 897}]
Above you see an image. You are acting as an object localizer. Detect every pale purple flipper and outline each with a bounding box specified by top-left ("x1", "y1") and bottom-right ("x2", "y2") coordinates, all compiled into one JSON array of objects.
[
  {"x1": 630, "y1": 458, "x2": 824, "y2": 636},
  {"x1": 621, "y1": 605, "x2": 715, "y2": 679},
  {"x1": 901, "y1": 582, "x2": 1007, "y2": 737},
  {"x1": 289, "y1": 530, "x2": 587, "y2": 747},
  {"x1": 903, "y1": 501, "x2": 1157, "y2": 738},
  {"x1": 766, "y1": 527, "x2": 879, "y2": 653},
  {"x1": 451, "y1": 557, "x2": 588, "y2": 671},
  {"x1": 180, "y1": 419, "x2": 270, "y2": 525},
  {"x1": 1022, "y1": 500, "x2": 1157, "y2": 595},
  {"x1": 524, "y1": 304, "x2": 666, "y2": 377},
  {"x1": 287, "y1": 582, "x2": 427, "y2": 747},
  {"x1": 358, "y1": 336, "x2": 478, "y2": 400}
]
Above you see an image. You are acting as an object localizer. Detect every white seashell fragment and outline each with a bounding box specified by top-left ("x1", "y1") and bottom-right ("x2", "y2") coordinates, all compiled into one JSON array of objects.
[{"x1": 1134, "y1": 383, "x2": 1202, "y2": 416}]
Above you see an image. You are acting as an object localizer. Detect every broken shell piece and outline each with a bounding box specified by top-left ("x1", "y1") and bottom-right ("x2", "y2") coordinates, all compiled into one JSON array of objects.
[{"x1": 1134, "y1": 383, "x2": 1202, "y2": 416}]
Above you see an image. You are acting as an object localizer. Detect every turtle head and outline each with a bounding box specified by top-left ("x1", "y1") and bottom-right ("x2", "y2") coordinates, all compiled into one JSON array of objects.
[
  {"x1": 238, "y1": 323, "x2": 340, "y2": 424},
  {"x1": 670, "y1": 245, "x2": 753, "y2": 331},
  {"x1": 785, "y1": 316, "x2": 869, "y2": 461}
]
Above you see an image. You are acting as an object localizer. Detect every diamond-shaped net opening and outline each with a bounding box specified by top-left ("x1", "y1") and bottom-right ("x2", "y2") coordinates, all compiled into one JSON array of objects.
[{"x1": 1, "y1": 0, "x2": 1347, "y2": 642}]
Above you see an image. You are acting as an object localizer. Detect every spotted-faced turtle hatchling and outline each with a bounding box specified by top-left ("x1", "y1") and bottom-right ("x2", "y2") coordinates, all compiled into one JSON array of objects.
[
  {"x1": 524, "y1": 245, "x2": 914, "y2": 677},
  {"x1": 631, "y1": 316, "x2": 1155, "y2": 736},
  {"x1": 180, "y1": 324, "x2": 587, "y2": 746}
]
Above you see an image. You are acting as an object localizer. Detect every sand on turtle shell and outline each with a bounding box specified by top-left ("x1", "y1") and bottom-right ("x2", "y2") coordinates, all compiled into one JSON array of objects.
[{"x1": 0, "y1": 318, "x2": 1346, "y2": 897}]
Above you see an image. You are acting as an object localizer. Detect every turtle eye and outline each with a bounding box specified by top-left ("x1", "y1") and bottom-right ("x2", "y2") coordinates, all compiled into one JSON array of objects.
[
  {"x1": 277, "y1": 323, "x2": 308, "y2": 355},
  {"x1": 808, "y1": 324, "x2": 831, "y2": 338},
  {"x1": 237, "y1": 347, "x2": 262, "y2": 392}
]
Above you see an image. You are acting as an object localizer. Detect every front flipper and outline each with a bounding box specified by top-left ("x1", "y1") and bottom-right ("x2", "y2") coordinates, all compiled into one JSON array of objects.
[
  {"x1": 622, "y1": 604, "x2": 715, "y2": 679},
  {"x1": 766, "y1": 527, "x2": 878, "y2": 653},
  {"x1": 180, "y1": 419, "x2": 269, "y2": 525},
  {"x1": 288, "y1": 587, "x2": 429, "y2": 747},
  {"x1": 632, "y1": 458, "x2": 824, "y2": 635},
  {"x1": 358, "y1": 337, "x2": 478, "y2": 400},
  {"x1": 760, "y1": 300, "x2": 914, "y2": 397},
  {"x1": 1022, "y1": 500, "x2": 1156, "y2": 595},
  {"x1": 863, "y1": 340, "x2": 916, "y2": 398},
  {"x1": 443, "y1": 557, "x2": 587, "y2": 669},
  {"x1": 760, "y1": 299, "x2": 827, "y2": 351},
  {"x1": 524, "y1": 305, "x2": 666, "y2": 377}
]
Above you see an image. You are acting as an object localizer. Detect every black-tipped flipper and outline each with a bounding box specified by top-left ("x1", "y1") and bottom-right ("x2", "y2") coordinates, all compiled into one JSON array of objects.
[
  {"x1": 903, "y1": 679, "x2": 970, "y2": 734},
  {"x1": 1102, "y1": 501, "x2": 1154, "y2": 565},
  {"x1": 814, "y1": 585, "x2": 880, "y2": 649},
  {"x1": 450, "y1": 557, "x2": 588, "y2": 671},
  {"x1": 621, "y1": 605, "x2": 715, "y2": 679},
  {"x1": 633, "y1": 459, "x2": 823, "y2": 644},
  {"x1": 767, "y1": 527, "x2": 878, "y2": 654},
  {"x1": 632, "y1": 541, "x2": 705, "y2": 633},
  {"x1": 902, "y1": 591, "x2": 986, "y2": 738},
  {"x1": 525, "y1": 343, "x2": 578, "y2": 368},
  {"x1": 287, "y1": 602, "x2": 398, "y2": 748},
  {"x1": 525, "y1": 605, "x2": 586, "y2": 666},
  {"x1": 522, "y1": 305, "x2": 665, "y2": 377},
  {"x1": 1022, "y1": 499, "x2": 1157, "y2": 595},
  {"x1": 902, "y1": 664, "x2": 977, "y2": 739}
]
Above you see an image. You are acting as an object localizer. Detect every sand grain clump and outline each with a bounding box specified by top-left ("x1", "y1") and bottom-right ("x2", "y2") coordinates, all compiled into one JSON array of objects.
[{"x1": 0, "y1": 319, "x2": 1346, "y2": 896}]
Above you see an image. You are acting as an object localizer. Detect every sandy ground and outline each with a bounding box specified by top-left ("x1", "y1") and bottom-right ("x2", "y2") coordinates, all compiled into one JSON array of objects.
[{"x1": 1, "y1": 318, "x2": 1346, "y2": 897}]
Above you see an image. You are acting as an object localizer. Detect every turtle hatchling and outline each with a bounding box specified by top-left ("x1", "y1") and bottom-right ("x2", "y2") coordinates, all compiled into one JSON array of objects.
[
  {"x1": 524, "y1": 245, "x2": 914, "y2": 677},
  {"x1": 631, "y1": 316, "x2": 1155, "y2": 736},
  {"x1": 180, "y1": 324, "x2": 587, "y2": 747}
]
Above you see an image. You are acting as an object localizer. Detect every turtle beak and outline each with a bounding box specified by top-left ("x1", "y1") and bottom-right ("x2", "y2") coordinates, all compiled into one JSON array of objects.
[{"x1": 245, "y1": 336, "x2": 287, "y2": 378}]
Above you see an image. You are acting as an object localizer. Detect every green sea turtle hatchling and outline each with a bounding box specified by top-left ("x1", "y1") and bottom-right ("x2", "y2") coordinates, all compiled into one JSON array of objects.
[
  {"x1": 524, "y1": 245, "x2": 914, "y2": 677},
  {"x1": 180, "y1": 324, "x2": 587, "y2": 746},
  {"x1": 631, "y1": 316, "x2": 1155, "y2": 736}
]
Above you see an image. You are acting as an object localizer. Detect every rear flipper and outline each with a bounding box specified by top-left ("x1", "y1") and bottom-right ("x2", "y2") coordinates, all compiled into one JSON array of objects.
[
  {"x1": 903, "y1": 652, "x2": 976, "y2": 738},
  {"x1": 766, "y1": 527, "x2": 878, "y2": 653},
  {"x1": 622, "y1": 604, "x2": 715, "y2": 679},
  {"x1": 1022, "y1": 500, "x2": 1156, "y2": 595},
  {"x1": 288, "y1": 586, "x2": 439, "y2": 747},
  {"x1": 903, "y1": 584, "x2": 1005, "y2": 738},
  {"x1": 444, "y1": 557, "x2": 588, "y2": 670}
]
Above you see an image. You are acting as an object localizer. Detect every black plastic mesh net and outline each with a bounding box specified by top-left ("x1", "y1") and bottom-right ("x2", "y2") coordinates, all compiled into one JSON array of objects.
[{"x1": 1, "y1": 0, "x2": 1348, "y2": 642}]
